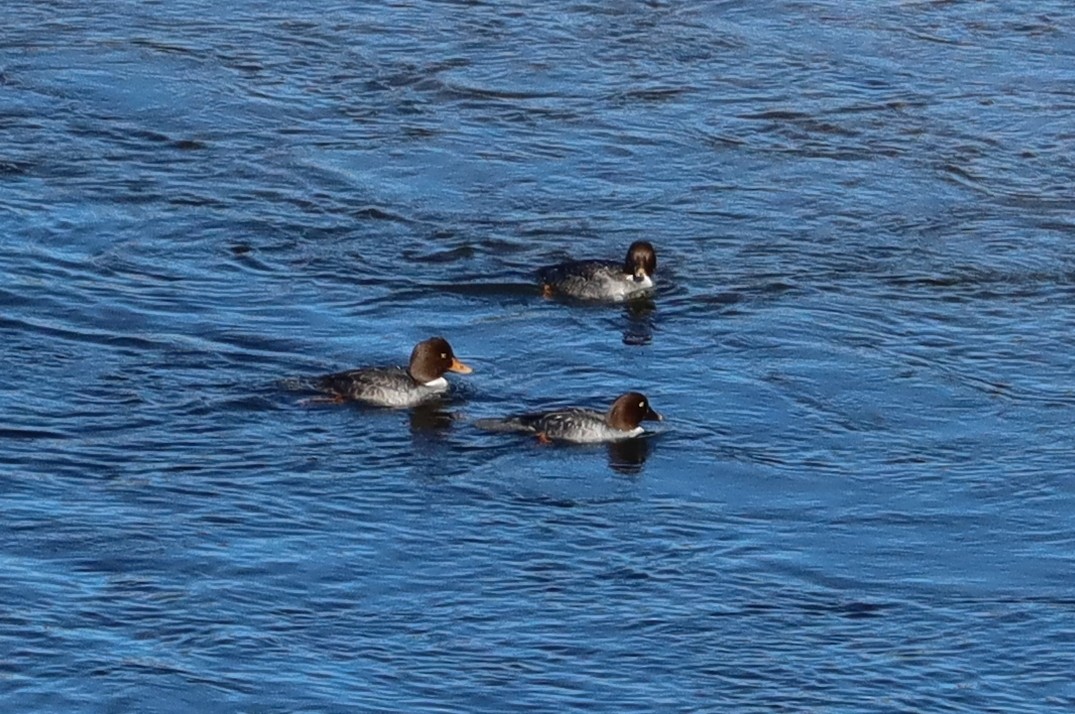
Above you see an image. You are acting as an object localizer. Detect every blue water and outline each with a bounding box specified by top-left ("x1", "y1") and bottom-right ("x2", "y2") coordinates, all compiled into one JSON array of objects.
[{"x1": 3, "y1": 1, "x2": 1074, "y2": 711}]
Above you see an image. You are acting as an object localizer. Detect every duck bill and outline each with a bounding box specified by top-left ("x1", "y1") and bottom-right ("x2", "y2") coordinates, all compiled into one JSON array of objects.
[
  {"x1": 448, "y1": 357, "x2": 473, "y2": 374},
  {"x1": 633, "y1": 267, "x2": 648, "y2": 281},
  {"x1": 646, "y1": 408, "x2": 663, "y2": 422}
]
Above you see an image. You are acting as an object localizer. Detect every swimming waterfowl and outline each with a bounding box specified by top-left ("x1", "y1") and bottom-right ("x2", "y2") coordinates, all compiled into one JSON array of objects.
[
  {"x1": 315, "y1": 336, "x2": 472, "y2": 408},
  {"x1": 475, "y1": 391, "x2": 662, "y2": 443},
  {"x1": 538, "y1": 241, "x2": 657, "y2": 301}
]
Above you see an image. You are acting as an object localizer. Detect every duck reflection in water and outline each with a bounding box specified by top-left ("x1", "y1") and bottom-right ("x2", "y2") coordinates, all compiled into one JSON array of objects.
[
  {"x1": 622, "y1": 296, "x2": 656, "y2": 346},
  {"x1": 606, "y1": 436, "x2": 654, "y2": 475},
  {"x1": 408, "y1": 403, "x2": 458, "y2": 434}
]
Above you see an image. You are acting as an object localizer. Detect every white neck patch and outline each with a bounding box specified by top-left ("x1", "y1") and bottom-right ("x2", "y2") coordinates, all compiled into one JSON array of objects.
[{"x1": 421, "y1": 376, "x2": 449, "y2": 389}]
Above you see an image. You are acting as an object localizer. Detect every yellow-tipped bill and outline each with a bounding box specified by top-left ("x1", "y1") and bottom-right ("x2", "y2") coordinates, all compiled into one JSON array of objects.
[{"x1": 448, "y1": 357, "x2": 473, "y2": 374}]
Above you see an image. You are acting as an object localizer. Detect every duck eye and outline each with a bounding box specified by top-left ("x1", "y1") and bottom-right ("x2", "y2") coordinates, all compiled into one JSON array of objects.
[
  {"x1": 441, "y1": 353, "x2": 447, "y2": 359},
  {"x1": 639, "y1": 401, "x2": 645, "y2": 408}
]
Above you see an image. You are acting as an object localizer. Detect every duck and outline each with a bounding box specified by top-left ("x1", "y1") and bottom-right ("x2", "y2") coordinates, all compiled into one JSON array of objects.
[
  {"x1": 538, "y1": 240, "x2": 657, "y2": 301},
  {"x1": 475, "y1": 391, "x2": 662, "y2": 443},
  {"x1": 315, "y1": 336, "x2": 472, "y2": 408}
]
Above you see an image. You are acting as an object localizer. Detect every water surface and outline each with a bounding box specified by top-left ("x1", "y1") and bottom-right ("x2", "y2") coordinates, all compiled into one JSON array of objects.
[{"x1": 2, "y1": 1, "x2": 1074, "y2": 711}]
